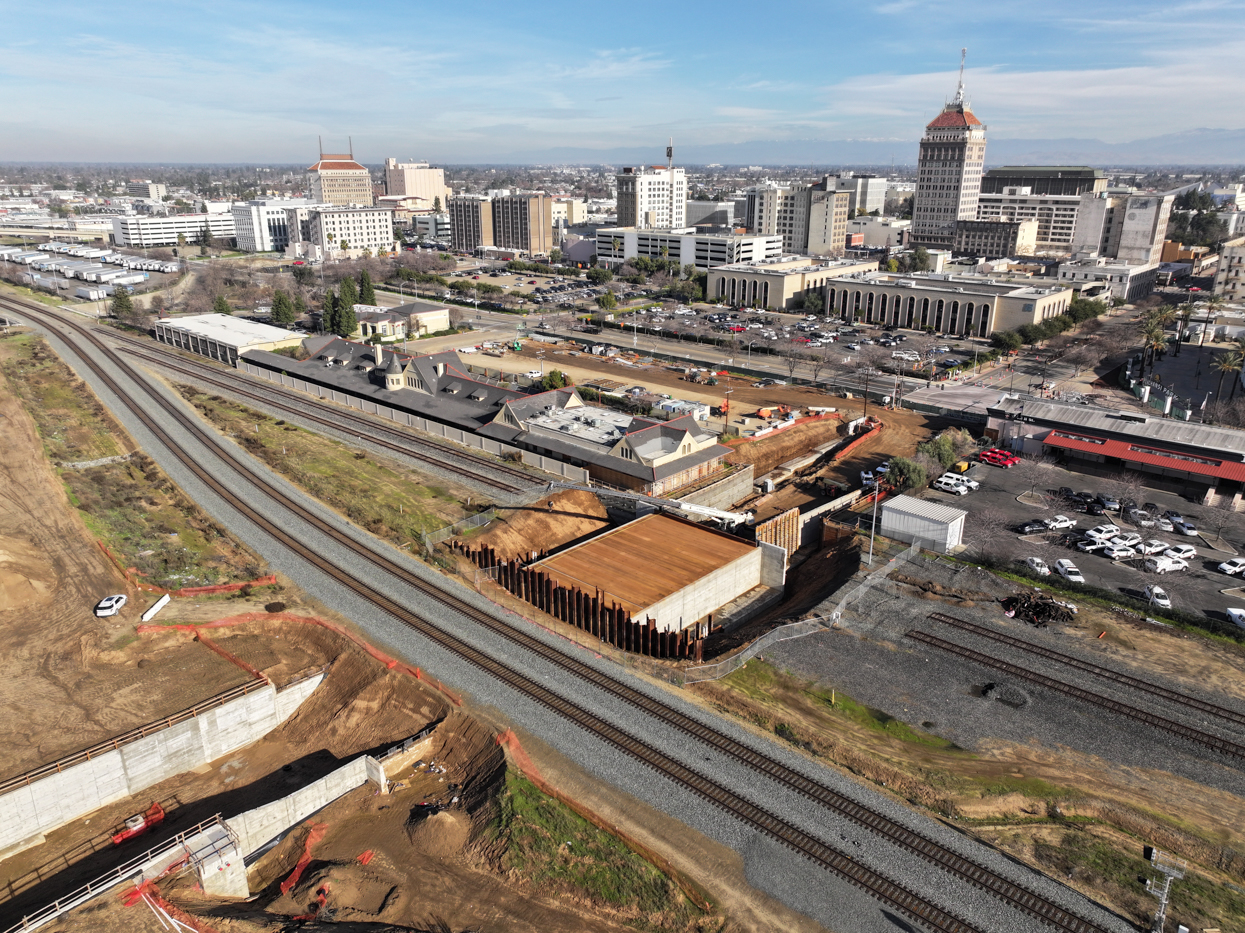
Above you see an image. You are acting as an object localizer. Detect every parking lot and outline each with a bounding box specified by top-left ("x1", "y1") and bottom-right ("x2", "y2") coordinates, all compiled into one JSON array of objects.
[{"x1": 913, "y1": 455, "x2": 1245, "y2": 625}]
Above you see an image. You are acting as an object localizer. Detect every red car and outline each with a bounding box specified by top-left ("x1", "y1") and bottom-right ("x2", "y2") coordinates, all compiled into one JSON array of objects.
[{"x1": 980, "y1": 448, "x2": 1020, "y2": 467}]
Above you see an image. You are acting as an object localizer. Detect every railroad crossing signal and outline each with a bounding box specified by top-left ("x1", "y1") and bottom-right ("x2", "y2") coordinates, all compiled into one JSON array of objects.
[{"x1": 1141, "y1": 845, "x2": 1186, "y2": 933}]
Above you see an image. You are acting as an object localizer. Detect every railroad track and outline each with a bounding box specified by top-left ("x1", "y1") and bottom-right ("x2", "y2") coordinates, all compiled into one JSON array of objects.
[
  {"x1": 907, "y1": 630, "x2": 1245, "y2": 761},
  {"x1": 6, "y1": 296, "x2": 1116, "y2": 933},
  {"x1": 95, "y1": 331, "x2": 537, "y2": 496},
  {"x1": 926, "y1": 612, "x2": 1245, "y2": 730}
]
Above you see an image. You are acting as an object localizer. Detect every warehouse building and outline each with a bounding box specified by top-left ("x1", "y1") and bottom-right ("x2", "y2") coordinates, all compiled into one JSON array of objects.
[
  {"x1": 879, "y1": 494, "x2": 966, "y2": 553},
  {"x1": 154, "y1": 314, "x2": 303, "y2": 365},
  {"x1": 529, "y1": 513, "x2": 785, "y2": 633}
]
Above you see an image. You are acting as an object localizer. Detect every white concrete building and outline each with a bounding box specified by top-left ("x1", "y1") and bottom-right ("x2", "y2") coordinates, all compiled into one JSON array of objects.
[
  {"x1": 302, "y1": 206, "x2": 396, "y2": 258},
  {"x1": 411, "y1": 212, "x2": 451, "y2": 240},
  {"x1": 308, "y1": 152, "x2": 373, "y2": 207},
  {"x1": 911, "y1": 67, "x2": 987, "y2": 249},
  {"x1": 125, "y1": 181, "x2": 167, "y2": 200},
  {"x1": 111, "y1": 212, "x2": 236, "y2": 248},
  {"x1": 1070, "y1": 190, "x2": 1175, "y2": 265},
  {"x1": 616, "y1": 164, "x2": 687, "y2": 229},
  {"x1": 834, "y1": 174, "x2": 887, "y2": 216},
  {"x1": 1213, "y1": 236, "x2": 1245, "y2": 302},
  {"x1": 847, "y1": 216, "x2": 910, "y2": 248},
  {"x1": 231, "y1": 198, "x2": 316, "y2": 252},
  {"x1": 383, "y1": 158, "x2": 451, "y2": 210},
  {"x1": 154, "y1": 314, "x2": 303, "y2": 365},
  {"x1": 975, "y1": 187, "x2": 1082, "y2": 255},
  {"x1": 551, "y1": 198, "x2": 588, "y2": 226},
  {"x1": 593, "y1": 227, "x2": 783, "y2": 270},
  {"x1": 1057, "y1": 256, "x2": 1159, "y2": 302}
]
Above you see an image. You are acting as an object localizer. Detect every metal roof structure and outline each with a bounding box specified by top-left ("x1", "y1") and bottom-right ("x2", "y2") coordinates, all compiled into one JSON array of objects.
[
  {"x1": 157, "y1": 314, "x2": 300, "y2": 349},
  {"x1": 881, "y1": 493, "x2": 968, "y2": 525}
]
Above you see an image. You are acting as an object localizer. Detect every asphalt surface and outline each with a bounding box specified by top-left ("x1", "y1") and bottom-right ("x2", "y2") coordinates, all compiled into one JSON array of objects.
[{"x1": 16, "y1": 307, "x2": 1136, "y2": 933}]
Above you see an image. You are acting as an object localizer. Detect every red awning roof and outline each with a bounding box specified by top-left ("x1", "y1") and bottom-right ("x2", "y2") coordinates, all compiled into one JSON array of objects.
[{"x1": 1043, "y1": 430, "x2": 1245, "y2": 482}]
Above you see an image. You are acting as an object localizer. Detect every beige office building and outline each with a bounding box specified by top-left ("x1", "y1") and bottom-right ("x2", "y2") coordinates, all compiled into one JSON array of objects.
[
  {"x1": 617, "y1": 164, "x2": 687, "y2": 229},
  {"x1": 1070, "y1": 190, "x2": 1176, "y2": 265},
  {"x1": 308, "y1": 152, "x2": 374, "y2": 207},
  {"x1": 383, "y1": 158, "x2": 452, "y2": 211},
  {"x1": 493, "y1": 193, "x2": 554, "y2": 256},
  {"x1": 823, "y1": 272, "x2": 1072, "y2": 337},
  {"x1": 953, "y1": 219, "x2": 1038, "y2": 258},
  {"x1": 305, "y1": 206, "x2": 396, "y2": 256},
  {"x1": 911, "y1": 73, "x2": 987, "y2": 249},
  {"x1": 707, "y1": 256, "x2": 877, "y2": 311},
  {"x1": 1214, "y1": 236, "x2": 1245, "y2": 301},
  {"x1": 449, "y1": 196, "x2": 494, "y2": 252},
  {"x1": 746, "y1": 176, "x2": 850, "y2": 256}
]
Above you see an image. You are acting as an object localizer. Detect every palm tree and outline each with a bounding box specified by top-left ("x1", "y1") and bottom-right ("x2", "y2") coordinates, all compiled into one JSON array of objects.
[
  {"x1": 1174, "y1": 301, "x2": 1196, "y2": 356},
  {"x1": 1139, "y1": 321, "x2": 1166, "y2": 379},
  {"x1": 1212, "y1": 348, "x2": 1244, "y2": 401}
]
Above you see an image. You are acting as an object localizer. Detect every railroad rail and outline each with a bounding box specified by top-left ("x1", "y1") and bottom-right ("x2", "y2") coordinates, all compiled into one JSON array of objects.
[
  {"x1": 4, "y1": 296, "x2": 1114, "y2": 933},
  {"x1": 926, "y1": 612, "x2": 1245, "y2": 730},
  {"x1": 107, "y1": 332, "x2": 537, "y2": 496},
  {"x1": 907, "y1": 630, "x2": 1245, "y2": 761}
]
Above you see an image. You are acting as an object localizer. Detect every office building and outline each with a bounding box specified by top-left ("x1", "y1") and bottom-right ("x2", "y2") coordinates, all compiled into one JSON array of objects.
[
  {"x1": 493, "y1": 193, "x2": 554, "y2": 255},
  {"x1": 449, "y1": 196, "x2": 494, "y2": 252},
  {"x1": 1070, "y1": 190, "x2": 1176, "y2": 265},
  {"x1": 411, "y1": 212, "x2": 451, "y2": 241},
  {"x1": 231, "y1": 198, "x2": 315, "y2": 252},
  {"x1": 685, "y1": 200, "x2": 735, "y2": 227},
  {"x1": 911, "y1": 59, "x2": 987, "y2": 249},
  {"x1": 980, "y1": 167, "x2": 1106, "y2": 198},
  {"x1": 834, "y1": 174, "x2": 887, "y2": 216},
  {"x1": 551, "y1": 198, "x2": 588, "y2": 226},
  {"x1": 1056, "y1": 256, "x2": 1158, "y2": 302},
  {"x1": 975, "y1": 187, "x2": 1083, "y2": 255},
  {"x1": 847, "y1": 216, "x2": 910, "y2": 249},
  {"x1": 125, "y1": 181, "x2": 167, "y2": 200},
  {"x1": 745, "y1": 176, "x2": 850, "y2": 256},
  {"x1": 706, "y1": 256, "x2": 878, "y2": 311},
  {"x1": 111, "y1": 212, "x2": 236, "y2": 248},
  {"x1": 616, "y1": 155, "x2": 687, "y2": 230},
  {"x1": 823, "y1": 271, "x2": 1072, "y2": 336},
  {"x1": 302, "y1": 206, "x2": 396, "y2": 257},
  {"x1": 594, "y1": 228, "x2": 783, "y2": 270},
  {"x1": 1212, "y1": 236, "x2": 1245, "y2": 301},
  {"x1": 383, "y1": 158, "x2": 452, "y2": 210},
  {"x1": 307, "y1": 150, "x2": 374, "y2": 207},
  {"x1": 953, "y1": 219, "x2": 1038, "y2": 258}
]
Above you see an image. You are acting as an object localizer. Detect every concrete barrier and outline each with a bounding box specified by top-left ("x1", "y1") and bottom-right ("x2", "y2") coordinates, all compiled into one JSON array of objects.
[{"x1": 0, "y1": 675, "x2": 324, "y2": 860}]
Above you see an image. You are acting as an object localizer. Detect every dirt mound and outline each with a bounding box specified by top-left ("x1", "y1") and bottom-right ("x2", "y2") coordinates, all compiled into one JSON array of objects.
[
  {"x1": 0, "y1": 536, "x2": 56, "y2": 612},
  {"x1": 468, "y1": 489, "x2": 609, "y2": 561},
  {"x1": 726, "y1": 419, "x2": 843, "y2": 476},
  {"x1": 406, "y1": 808, "x2": 469, "y2": 859}
]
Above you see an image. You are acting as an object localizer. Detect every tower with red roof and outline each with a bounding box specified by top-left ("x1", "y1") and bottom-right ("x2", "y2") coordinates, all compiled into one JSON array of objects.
[{"x1": 911, "y1": 50, "x2": 987, "y2": 250}]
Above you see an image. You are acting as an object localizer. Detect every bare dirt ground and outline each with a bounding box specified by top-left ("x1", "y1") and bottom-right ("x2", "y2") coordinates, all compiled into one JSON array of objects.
[{"x1": 465, "y1": 489, "x2": 611, "y2": 561}]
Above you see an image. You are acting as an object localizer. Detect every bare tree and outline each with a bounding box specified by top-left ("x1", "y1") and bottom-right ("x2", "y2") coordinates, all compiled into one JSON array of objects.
[
  {"x1": 852, "y1": 345, "x2": 891, "y2": 418},
  {"x1": 778, "y1": 339, "x2": 805, "y2": 382},
  {"x1": 1012, "y1": 453, "x2": 1056, "y2": 500},
  {"x1": 971, "y1": 506, "x2": 1013, "y2": 562},
  {"x1": 1105, "y1": 470, "x2": 1147, "y2": 509}
]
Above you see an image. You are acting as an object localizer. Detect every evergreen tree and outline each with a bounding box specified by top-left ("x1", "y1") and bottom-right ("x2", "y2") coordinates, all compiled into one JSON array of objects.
[
  {"x1": 271, "y1": 289, "x2": 295, "y2": 324},
  {"x1": 322, "y1": 289, "x2": 338, "y2": 335},
  {"x1": 358, "y1": 268, "x2": 375, "y2": 305},
  {"x1": 293, "y1": 294, "x2": 307, "y2": 319},
  {"x1": 212, "y1": 295, "x2": 231, "y2": 315},
  {"x1": 336, "y1": 294, "x2": 358, "y2": 337},
  {"x1": 338, "y1": 275, "x2": 358, "y2": 314},
  {"x1": 433, "y1": 197, "x2": 441, "y2": 212},
  {"x1": 110, "y1": 286, "x2": 134, "y2": 320}
]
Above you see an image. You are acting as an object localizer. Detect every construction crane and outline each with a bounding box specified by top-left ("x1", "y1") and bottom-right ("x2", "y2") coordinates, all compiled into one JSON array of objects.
[{"x1": 544, "y1": 482, "x2": 753, "y2": 528}]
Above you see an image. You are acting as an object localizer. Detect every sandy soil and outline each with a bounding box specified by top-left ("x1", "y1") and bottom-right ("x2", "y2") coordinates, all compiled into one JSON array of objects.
[{"x1": 467, "y1": 489, "x2": 611, "y2": 561}]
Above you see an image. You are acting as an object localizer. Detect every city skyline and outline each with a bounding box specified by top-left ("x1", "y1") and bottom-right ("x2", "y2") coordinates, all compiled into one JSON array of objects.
[{"x1": 1, "y1": 0, "x2": 1242, "y2": 163}]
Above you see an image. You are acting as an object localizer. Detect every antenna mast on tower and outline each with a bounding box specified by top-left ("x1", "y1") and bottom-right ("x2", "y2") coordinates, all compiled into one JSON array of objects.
[{"x1": 953, "y1": 48, "x2": 967, "y2": 105}]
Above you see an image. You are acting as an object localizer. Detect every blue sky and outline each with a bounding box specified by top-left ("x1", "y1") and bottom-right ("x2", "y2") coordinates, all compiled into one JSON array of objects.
[{"x1": 1, "y1": 0, "x2": 1242, "y2": 163}]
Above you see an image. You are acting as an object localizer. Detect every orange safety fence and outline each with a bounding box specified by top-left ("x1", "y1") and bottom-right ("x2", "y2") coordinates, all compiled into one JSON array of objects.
[
  {"x1": 194, "y1": 632, "x2": 267, "y2": 681},
  {"x1": 495, "y1": 730, "x2": 714, "y2": 912},
  {"x1": 293, "y1": 883, "x2": 331, "y2": 921},
  {"x1": 280, "y1": 822, "x2": 327, "y2": 895},
  {"x1": 357, "y1": 849, "x2": 374, "y2": 865},
  {"x1": 122, "y1": 880, "x2": 221, "y2": 933},
  {"x1": 718, "y1": 410, "x2": 838, "y2": 448},
  {"x1": 96, "y1": 539, "x2": 278, "y2": 596},
  {"x1": 138, "y1": 612, "x2": 462, "y2": 707},
  {"x1": 829, "y1": 420, "x2": 884, "y2": 462}
]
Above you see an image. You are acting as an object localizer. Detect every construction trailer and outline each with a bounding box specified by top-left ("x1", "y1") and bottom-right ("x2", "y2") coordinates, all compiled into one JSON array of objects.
[{"x1": 879, "y1": 493, "x2": 965, "y2": 553}]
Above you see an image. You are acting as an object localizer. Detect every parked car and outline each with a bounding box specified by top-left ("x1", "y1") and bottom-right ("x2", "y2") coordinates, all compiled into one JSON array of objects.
[
  {"x1": 1110, "y1": 532, "x2": 1143, "y2": 549},
  {"x1": 1228, "y1": 607, "x2": 1245, "y2": 629},
  {"x1": 860, "y1": 470, "x2": 876, "y2": 487},
  {"x1": 875, "y1": 461, "x2": 890, "y2": 475},
  {"x1": 1164, "y1": 544, "x2": 1198, "y2": 561},
  {"x1": 1076, "y1": 538, "x2": 1107, "y2": 553},
  {"x1": 1017, "y1": 521, "x2": 1048, "y2": 535},
  {"x1": 1044, "y1": 515, "x2": 1077, "y2": 530},
  {"x1": 1084, "y1": 501, "x2": 1107, "y2": 516},
  {"x1": 1146, "y1": 556, "x2": 1188, "y2": 574},
  {"x1": 1026, "y1": 557, "x2": 1051, "y2": 576},
  {"x1": 1085, "y1": 524, "x2": 1122, "y2": 541},
  {"x1": 1143, "y1": 502, "x2": 1161, "y2": 515},
  {"x1": 94, "y1": 594, "x2": 127, "y2": 617},
  {"x1": 1138, "y1": 540, "x2": 1171, "y2": 556},
  {"x1": 1103, "y1": 544, "x2": 1138, "y2": 560},
  {"x1": 1218, "y1": 557, "x2": 1245, "y2": 576},
  {"x1": 1096, "y1": 493, "x2": 1121, "y2": 511},
  {"x1": 933, "y1": 476, "x2": 969, "y2": 495},
  {"x1": 1171, "y1": 520, "x2": 1199, "y2": 537},
  {"x1": 1145, "y1": 584, "x2": 1173, "y2": 609},
  {"x1": 525, "y1": 370, "x2": 542, "y2": 379},
  {"x1": 1055, "y1": 559, "x2": 1085, "y2": 583},
  {"x1": 1057, "y1": 486, "x2": 1077, "y2": 500},
  {"x1": 1154, "y1": 516, "x2": 1175, "y2": 532},
  {"x1": 1125, "y1": 508, "x2": 1155, "y2": 528},
  {"x1": 943, "y1": 473, "x2": 979, "y2": 490}
]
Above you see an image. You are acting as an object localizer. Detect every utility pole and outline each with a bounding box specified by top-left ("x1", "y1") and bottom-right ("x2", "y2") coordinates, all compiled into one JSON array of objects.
[{"x1": 1141, "y1": 846, "x2": 1186, "y2": 933}]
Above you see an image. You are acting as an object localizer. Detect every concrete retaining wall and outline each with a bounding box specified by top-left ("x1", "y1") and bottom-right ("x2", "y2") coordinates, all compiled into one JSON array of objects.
[
  {"x1": 679, "y1": 464, "x2": 755, "y2": 511},
  {"x1": 227, "y1": 754, "x2": 377, "y2": 857},
  {"x1": 645, "y1": 548, "x2": 763, "y2": 631},
  {"x1": 0, "y1": 675, "x2": 323, "y2": 859}
]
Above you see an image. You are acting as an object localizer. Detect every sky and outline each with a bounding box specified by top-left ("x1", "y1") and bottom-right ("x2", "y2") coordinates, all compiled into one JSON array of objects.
[{"x1": 1, "y1": 0, "x2": 1243, "y2": 164}]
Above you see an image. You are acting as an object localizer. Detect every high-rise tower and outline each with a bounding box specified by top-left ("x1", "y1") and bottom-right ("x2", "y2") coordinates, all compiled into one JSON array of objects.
[{"x1": 911, "y1": 50, "x2": 987, "y2": 249}]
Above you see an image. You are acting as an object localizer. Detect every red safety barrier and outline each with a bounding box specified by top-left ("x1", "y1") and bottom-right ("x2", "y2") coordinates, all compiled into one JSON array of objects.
[
  {"x1": 94, "y1": 540, "x2": 278, "y2": 596},
  {"x1": 138, "y1": 612, "x2": 462, "y2": 706},
  {"x1": 280, "y1": 822, "x2": 327, "y2": 895},
  {"x1": 194, "y1": 633, "x2": 267, "y2": 681},
  {"x1": 357, "y1": 849, "x2": 374, "y2": 865},
  {"x1": 292, "y1": 883, "x2": 331, "y2": 920}
]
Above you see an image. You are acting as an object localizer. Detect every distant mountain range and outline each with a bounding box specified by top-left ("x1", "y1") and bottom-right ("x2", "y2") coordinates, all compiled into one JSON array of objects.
[{"x1": 479, "y1": 127, "x2": 1245, "y2": 168}]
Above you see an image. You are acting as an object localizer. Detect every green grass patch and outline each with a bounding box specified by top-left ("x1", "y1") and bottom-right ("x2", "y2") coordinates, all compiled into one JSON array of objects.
[
  {"x1": 492, "y1": 771, "x2": 715, "y2": 930},
  {"x1": 977, "y1": 774, "x2": 1081, "y2": 801}
]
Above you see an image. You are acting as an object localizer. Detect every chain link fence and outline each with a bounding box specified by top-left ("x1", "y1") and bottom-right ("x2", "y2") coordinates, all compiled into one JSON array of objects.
[{"x1": 422, "y1": 509, "x2": 497, "y2": 552}]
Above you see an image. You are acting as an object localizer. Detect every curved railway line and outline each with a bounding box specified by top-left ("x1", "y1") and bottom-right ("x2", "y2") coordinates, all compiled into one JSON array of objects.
[
  {"x1": 907, "y1": 630, "x2": 1245, "y2": 761},
  {"x1": 3, "y1": 297, "x2": 1119, "y2": 933},
  {"x1": 99, "y1": 331, "x2": 537, "y2": 496},
  {"x1": 926, "y1": 612, "x2": 1245, "y2": 730}
]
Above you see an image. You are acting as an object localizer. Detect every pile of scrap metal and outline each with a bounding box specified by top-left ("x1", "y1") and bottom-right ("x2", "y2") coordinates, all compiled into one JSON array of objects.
[{"x1": 1001, "y1": 592, "x2": 1075, "y2": 627}]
